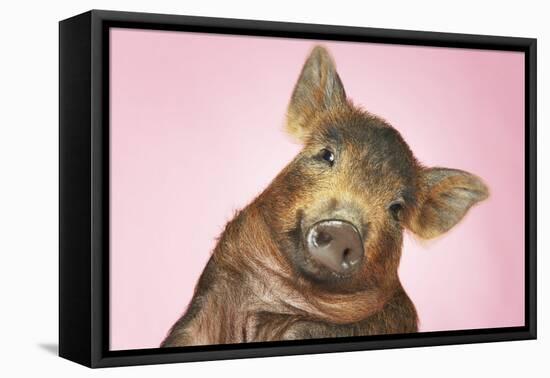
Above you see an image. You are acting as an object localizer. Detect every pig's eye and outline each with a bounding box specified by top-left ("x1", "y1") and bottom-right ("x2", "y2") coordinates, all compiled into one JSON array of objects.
[
  {"x1": 320, "y1": 149, "x2": 335, "y2": 166},
  {"x1": 388, "y1": 202, "x2": 404, "y2": 222}
]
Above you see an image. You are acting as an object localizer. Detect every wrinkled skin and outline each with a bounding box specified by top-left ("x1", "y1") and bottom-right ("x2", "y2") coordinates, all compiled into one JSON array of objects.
[{"x1": 161, "y1": 46, "x2": 489, "y2": 347}]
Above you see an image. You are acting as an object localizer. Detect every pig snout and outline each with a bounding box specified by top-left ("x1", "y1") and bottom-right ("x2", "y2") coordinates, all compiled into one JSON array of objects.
[{"x1": 305, "y1": 220, "x2": 364, "y2": 274}]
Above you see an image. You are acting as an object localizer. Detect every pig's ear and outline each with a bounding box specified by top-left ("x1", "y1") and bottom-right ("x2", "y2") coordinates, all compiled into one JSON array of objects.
[
  {"x1": 407, "y1": 168, "x2": 489, "y2": 239},
  {"x1": 286, "y1": 46, "x2": 347, "y2": 142}
]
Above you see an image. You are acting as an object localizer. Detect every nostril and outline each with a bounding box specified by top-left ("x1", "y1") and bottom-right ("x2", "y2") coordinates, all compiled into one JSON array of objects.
[
  {"x1": 342, "y1": 248, "x2": 351, "y2": 261},
  {"x1": 313, "y1": 230, "x2": 332, "y2": 247},
  {"x1": 341, "y1": 248, "x2": 357, "y2": 270}
]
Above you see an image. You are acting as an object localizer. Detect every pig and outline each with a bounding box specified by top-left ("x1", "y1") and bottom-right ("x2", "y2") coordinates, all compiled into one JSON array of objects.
[{"x1": 161, "y1": 45, "x2": 489, "y2": 347}]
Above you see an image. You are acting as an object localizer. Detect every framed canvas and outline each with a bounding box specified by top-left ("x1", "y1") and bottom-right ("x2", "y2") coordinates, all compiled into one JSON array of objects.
[{"x1": 59, "y1": 10, "x2": 537, "y2": 368}]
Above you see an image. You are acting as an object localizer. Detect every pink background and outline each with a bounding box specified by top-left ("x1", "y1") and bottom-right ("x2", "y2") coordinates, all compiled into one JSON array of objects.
[{"x1": 109, "y1": 28, "x2": 525, "y2": 351}]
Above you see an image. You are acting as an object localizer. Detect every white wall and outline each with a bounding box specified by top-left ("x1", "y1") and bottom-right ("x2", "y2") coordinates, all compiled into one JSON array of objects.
[{"x1": 0, "y1": 0, "x2": 547, "y2": 376}]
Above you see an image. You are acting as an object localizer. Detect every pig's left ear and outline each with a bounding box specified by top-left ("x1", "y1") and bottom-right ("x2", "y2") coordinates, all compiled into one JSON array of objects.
[
  {"x1": 407, "y1": 168, "x2": 489, "y2": 239},
  {"x1": 286, "y1": 46, "x2": 347, "y2": 142}
]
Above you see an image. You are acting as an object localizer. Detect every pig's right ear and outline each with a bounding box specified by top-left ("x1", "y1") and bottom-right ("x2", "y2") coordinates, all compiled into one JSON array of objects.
[{"x1": 286, "y1": 46, "x2": 347, "y2": 142}]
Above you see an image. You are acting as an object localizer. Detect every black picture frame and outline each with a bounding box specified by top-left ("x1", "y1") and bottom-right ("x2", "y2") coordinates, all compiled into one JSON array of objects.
[{"x1": 59, "y1": 9, "x2": 537, "y2": 368}]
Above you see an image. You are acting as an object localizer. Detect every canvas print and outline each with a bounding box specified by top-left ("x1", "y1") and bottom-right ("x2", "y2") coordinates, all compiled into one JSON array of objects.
[{"x1": 109, "y1": 28, "x2": 525, "y2": 350}]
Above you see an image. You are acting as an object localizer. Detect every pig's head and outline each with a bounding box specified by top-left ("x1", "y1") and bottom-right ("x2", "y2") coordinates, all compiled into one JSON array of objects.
[{"x1": 262, "y1": 46, "x2": 489, "y2": 294}]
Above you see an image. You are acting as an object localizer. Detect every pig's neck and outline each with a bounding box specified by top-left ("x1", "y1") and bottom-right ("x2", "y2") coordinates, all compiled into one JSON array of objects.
[{"x1": 212, "y1": 203, "x2": 402, "y2": 326}]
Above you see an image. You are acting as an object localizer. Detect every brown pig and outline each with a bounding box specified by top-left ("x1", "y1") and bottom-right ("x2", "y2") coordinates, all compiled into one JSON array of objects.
[{"x1": 161, "y1": 45, "x2": 489, "y2": 347}]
